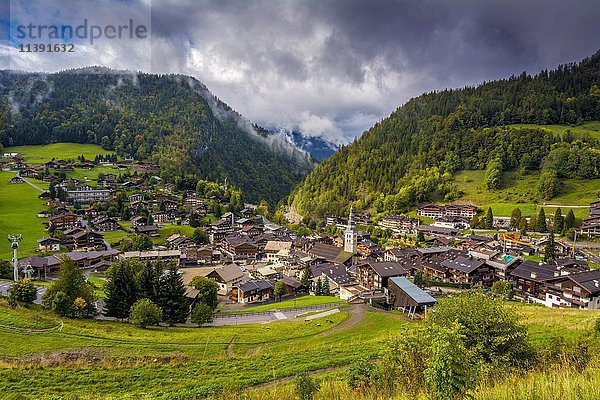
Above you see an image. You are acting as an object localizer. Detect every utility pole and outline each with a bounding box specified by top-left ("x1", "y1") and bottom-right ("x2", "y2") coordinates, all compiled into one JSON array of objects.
[{"x1": 7, "y1": 234, "x2": 22, "y2": 282}]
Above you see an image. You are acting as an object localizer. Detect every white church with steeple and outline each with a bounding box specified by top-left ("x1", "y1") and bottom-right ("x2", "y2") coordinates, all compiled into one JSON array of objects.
[{"x1": 344, "y1": 206, "x2": 357, "y2": 255}]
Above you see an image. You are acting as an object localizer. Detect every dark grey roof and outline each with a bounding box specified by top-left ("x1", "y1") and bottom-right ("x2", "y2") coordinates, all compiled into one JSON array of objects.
[
  {"x1": 362, "y1": 262, "x2": 408, "y2": 277},
  {"x1": 441, "y1": 256, "x2": 485, "y2": 274},
  {"x1": 238, "y1": 279, "x2": 274, "y2": 292},
  {"x1": 389, "y1": 277, "x2": 436, "y2": 305},
  {"x1": 510, "y1": 260, "x2": 556, "y2": 282}
]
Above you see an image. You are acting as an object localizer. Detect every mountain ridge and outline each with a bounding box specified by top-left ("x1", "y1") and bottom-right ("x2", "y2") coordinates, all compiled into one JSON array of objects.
[
  {"x1": 0, "y1": 67, "x2": 316, "y2": 203},
  {"x1": 290, "y1": 50, "x2": 600, "y2": 218}
]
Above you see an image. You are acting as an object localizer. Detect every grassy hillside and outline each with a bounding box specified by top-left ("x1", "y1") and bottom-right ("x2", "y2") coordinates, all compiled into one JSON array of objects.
[
  {"x1": 0, "y1": 302, "x2": 407, "y2": 399},
  {"x1": 0, "y1": 171, "x2": 47, "y2": 260},
  {"x1": 0, "y1": 70, "x2": 314, "y2": 204},
  {"x1": 290, "y1": 51, "x2": 600, "y2": 218},
  {"x1": 508, "y1": 121, "x2": 600, "y2": 140},
  {"x1": 5, "y1": 143, "x2": 111, "y2": 164},
  {"x1": 0, "y1": 300, "x2": 596, "y2": 399},
  {"x1": 452, "y1": 170, "x2": 599, "y2": 217}
]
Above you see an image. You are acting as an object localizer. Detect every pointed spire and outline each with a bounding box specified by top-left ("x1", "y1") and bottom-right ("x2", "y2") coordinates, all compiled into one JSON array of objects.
[{"x1": 347, "y1": 205, "x2": 355, "y2": 230}]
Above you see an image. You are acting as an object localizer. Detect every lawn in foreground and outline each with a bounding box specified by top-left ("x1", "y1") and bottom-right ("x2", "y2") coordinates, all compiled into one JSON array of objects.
[
  {"x1": 0, "y1": 171, "x2": 48, "y2": 260},
  {"x1": 0, "y1": 301, "x2": 408, "y2": 399}
]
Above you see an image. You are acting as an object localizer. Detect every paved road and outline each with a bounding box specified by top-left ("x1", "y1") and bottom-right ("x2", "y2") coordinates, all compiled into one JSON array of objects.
[{"x1": 0, "y1": 281, "x2": 47, "y2": 303}]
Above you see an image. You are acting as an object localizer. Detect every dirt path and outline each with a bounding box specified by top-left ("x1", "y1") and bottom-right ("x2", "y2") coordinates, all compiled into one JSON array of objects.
[{"x1": 249, "y1": 364, "x2": 350, "y2": 390}]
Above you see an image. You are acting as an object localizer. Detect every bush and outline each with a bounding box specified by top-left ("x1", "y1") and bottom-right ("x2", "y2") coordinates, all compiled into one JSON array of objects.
[
  {"x1": 596, "y1": 318, "x2": 600, "y2": 335},
  {"x1": 129, "y1": 299, "x2": 162, "y2": 328},
  {"x1": 8, "y1": 278, "x2": 38, "y2": 306},
  {"x1": 51, "y1": 291, "x2": 71, "y2": 316},
  {"x1": 346, "y1": 358, "x2": 381, "y2": 392},
  {"x1": 427, "y1": 290, "x2": 534, "y2": 367},
  {"x1": 294, "y1": 372, "x2": 320, "y2": 400},
  {"x1": 190, "y1": 303, "x2": 213, "y2": 327},
  {"x1": 491, "y1": 281, "x2": 513, "y2": 300}
]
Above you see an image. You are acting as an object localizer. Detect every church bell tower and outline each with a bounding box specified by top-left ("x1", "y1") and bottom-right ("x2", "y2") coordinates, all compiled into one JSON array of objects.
[{"x1": 344, "y1": 206, "x2": 357, "y2": 254}]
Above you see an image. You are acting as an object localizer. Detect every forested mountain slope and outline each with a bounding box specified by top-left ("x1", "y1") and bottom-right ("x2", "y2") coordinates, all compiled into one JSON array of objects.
[
  {"x1": 290, "y1": 51, "x2": 600, "y2": 218},
  {"x1": 0, "y1": 68, "x2": 315, "y2": 203}
]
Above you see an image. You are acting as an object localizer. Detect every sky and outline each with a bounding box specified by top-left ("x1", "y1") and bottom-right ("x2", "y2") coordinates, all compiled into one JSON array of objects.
[{"x1": 2, "y1": 0, "x2": 600, "y2": 144}]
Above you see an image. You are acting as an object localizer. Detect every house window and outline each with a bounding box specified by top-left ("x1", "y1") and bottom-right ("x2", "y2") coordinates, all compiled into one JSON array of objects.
[{"x1": 573, "y1": 286, "x2": 581, "y2": 293}]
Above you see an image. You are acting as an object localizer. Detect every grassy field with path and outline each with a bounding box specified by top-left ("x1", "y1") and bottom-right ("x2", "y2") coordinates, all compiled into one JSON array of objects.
[{"x1": 0, "y1": 171, "x2": 48, "y2": 260}]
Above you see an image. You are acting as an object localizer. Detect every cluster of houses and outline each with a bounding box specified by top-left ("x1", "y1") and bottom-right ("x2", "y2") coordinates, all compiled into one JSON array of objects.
[{"x1": 5, "y1": 151, "x2": 600, "y2": 312}]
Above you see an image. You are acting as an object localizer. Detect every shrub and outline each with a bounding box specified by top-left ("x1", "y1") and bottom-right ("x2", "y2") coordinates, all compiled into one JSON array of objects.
[
  {"x1": 51, "y1": 291, "x2": 71, "y2": 316},
  {"x1": 8, "y1": 278, "x2": 37, "y2": 306},
  {"x1": 346, "y1": 358, "x2": 381, "y2": 392},
  {"x1": 595, "y1": 317, "x2": 600, "y2": 335},
  {"x1": 294, "y1": 372, "x2": 320, "y2": 400},
  {"x1": 190, "y1": 303, "x2": 213, "y2": 327},
  {"x1": 129, "y1": 299, "x2": 162, "y2": 328}
]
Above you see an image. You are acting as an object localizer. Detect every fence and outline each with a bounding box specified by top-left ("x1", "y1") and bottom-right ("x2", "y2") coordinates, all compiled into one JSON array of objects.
[{"x1": 214, "y1": 302, "x2": 346, "y2": 319}]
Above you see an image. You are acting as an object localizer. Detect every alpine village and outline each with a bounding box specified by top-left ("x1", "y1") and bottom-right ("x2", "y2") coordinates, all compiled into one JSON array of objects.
[{"x1": 1, "y1": 51, "x2": 600, "y2": 400}]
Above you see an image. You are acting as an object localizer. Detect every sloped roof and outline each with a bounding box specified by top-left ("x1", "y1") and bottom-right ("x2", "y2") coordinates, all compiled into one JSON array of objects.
[
  {"x1": 361, "y1": 261, "x2": 408, "y2": 277},
  {"x1": 389, "y1": 277, "x2": 436, "y2": 305},
  {"x1": 441, "y1": 256, "x2": 485, "y2": 274}
]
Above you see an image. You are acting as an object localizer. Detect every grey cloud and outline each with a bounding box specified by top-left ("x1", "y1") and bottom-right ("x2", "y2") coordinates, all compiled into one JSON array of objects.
[{"x1": 4, "y1": 0, "x2": 600, "y2": 144}]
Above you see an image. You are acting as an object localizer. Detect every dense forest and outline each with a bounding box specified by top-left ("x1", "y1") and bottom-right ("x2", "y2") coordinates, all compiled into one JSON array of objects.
[
  {"x1": 0, "y1": 68, "x2": 315, "y2": 203},
  {"x1": 290, "y1": 50, "x2": 600, "y2": 218}
]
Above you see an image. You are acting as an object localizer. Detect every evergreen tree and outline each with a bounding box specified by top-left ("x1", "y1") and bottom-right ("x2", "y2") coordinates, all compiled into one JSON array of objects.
[
  {"x1": 510, "y1": 208, "x2": 522, "y2": 229},
  {"x1": 300, "y1": 264, "x2": 313, "y2": 288},
  {"x1": 485, "y1": 208, "x2": 494, "y2": 230},
  {"x1": 553, "y1": 207, "x2": 564, "y2": 234},
  {"x1": 136, "y1": 262, "x2": 160, "y2": 302},
  {"x1": 544, "y1": 232, "x2": 556, "y2": 262},
  {"x1": 41, "y1": 258, "x2": 96, "y2": 318},
  {"x1": 157, "y1": 264, "x2": 189, "y2": 325},
  {"x1": 104, "y1": 261, "x2": 139, "y2": 319},
  {"x1": 321, "y1": 278, "x2": 331, "y2": 296},
  {"x1": 417, "y1": 230, "x2": 426, "y2": 243},
  {"x1": 49, "y1": 181, "x2": 56, "y2": 199},
  {"x1": 535, "y1": 208, "x2": 548, "y2": 232},
  {"x1": 274, "y1": 281, "x2": 287, "y2": 301},
  {"x1": 565, "y1": 209, "x2": 576, "y2": 230},
  {"x1": 315, "y1": 278, "x2": 323, "y2": 296},
  {"x1": 193, "y1": 228, "x2": 209, "y2": 245},
  {"x1": 518, "y1": 218, "x2": 528, "y2": 235}
]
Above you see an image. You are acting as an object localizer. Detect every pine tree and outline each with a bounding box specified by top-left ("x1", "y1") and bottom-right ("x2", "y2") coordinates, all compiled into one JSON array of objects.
[
  {"x1": 104, "y1": 261, "x2": 139, "y2": 319},
  {"x1": 321, "y1": 278, "x2": 331, "y2": 296},
  {"x1": 136, "y1": 262, "x2": 160, "y2": 302},
  {"x1": 544, "y1": 232, "x2": 556, "y2": 262},
  {"x1": 564, "y1": 209, "x2": 576, "y2": 230},
  {"x1": 485, "y1": 207, "x2": 494, "y2": 230},
  {"x1": 510, "y1": 208, "x2": 522, "y2": 229},
  {"x1": 315, "y1": 278, "x2": 323, "y2": 296},
  {"x1": 535, "y1": 208, "x2": 548, "y2": 232},
  {"x1": 553, "y1": 207, "x2": 564, "y2": 234},
  {"x1": 157, "y1": 264, "x2": 189, "y2": 325},
  {"x1": 300, "y1": 264, "x2": 313, "y2": 288}
]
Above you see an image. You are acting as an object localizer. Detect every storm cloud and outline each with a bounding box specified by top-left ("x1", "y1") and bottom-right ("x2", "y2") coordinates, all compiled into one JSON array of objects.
[{"x1": 3, "y1": 0, "x2": 600, "y2": 144}]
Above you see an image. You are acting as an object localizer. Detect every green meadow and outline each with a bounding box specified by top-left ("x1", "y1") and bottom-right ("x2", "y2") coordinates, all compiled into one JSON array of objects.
[
  {"x1": 0, "y1": 299, "x2": 597, "y2": 399},
  {"x1": 452, "y1": 170, "x2": 598, "y2": 217},
  {"x1": 0, "y1": 171, "x2": 48, "y2": 260},
  {"x1": 507, "y1": 121, "x2": 600, "y2": 141},
  {"x1": 5, "y1": 143, "x2": 112, "y2": 164}
]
